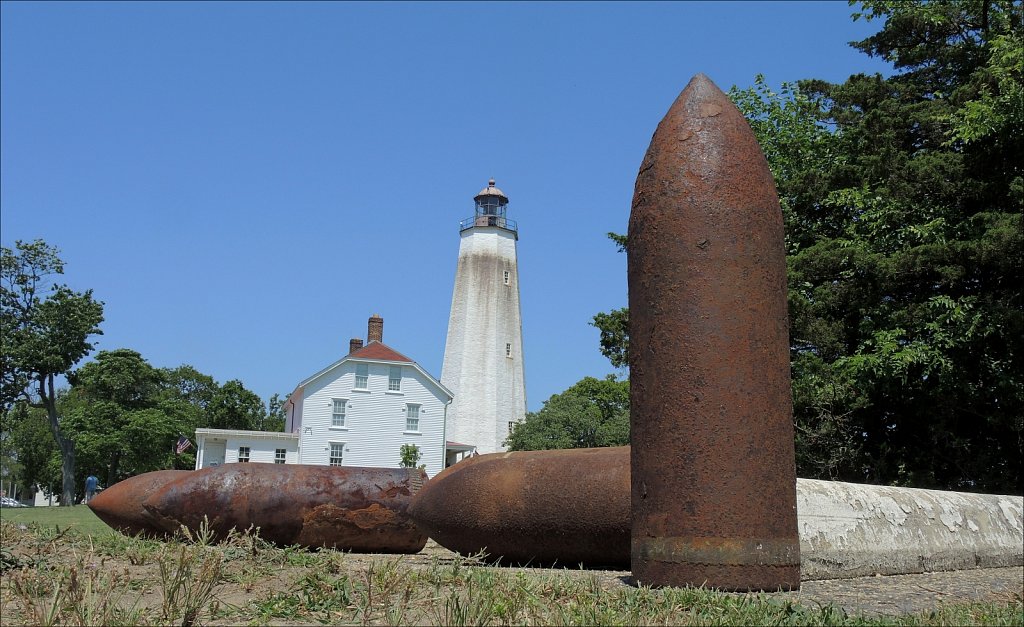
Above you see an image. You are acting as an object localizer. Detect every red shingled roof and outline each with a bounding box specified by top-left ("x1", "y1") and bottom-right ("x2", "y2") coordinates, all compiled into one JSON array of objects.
[{"x1": 348, "y1": 341, "x2": 413, "y2": 363}]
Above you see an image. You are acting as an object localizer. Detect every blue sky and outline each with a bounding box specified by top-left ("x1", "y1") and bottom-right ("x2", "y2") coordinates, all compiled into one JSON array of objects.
[{"x1": 1, "y1": 1, "x2": 891, "y2": 412}]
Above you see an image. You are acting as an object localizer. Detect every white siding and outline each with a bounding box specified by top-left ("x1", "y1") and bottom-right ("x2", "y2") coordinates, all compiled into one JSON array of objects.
[
  {"x1": 222, "y1": 435, "x2": 298, "y2": 464},
  {"x1": 441, "y1": 226, "x2": 527, "y2": 454},
  {"x1": 297, "y1": 360, "x2": 449, "y2": 477}
]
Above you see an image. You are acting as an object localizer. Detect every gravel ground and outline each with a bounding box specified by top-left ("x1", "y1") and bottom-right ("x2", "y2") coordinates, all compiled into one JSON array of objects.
[{"x1": 410, "y1": 541, "x2": 1023, "y2": 618}]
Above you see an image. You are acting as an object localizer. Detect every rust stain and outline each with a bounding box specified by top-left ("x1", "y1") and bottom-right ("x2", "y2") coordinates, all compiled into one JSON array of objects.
[
  {"x1": 87, "y1": 470, "x2": 190, "y2": 538},
  {"x1": 628, "y1": 73, "x2": 800, "y2": 591},
  {"x1": 136, "y1": 464, "x2": 426, "y2": 553},
  {"x1": 408, "y1": 447, "x2": 631, "y2": 568},
  {"x1": 379, "y1": 485, "x2": 411, "y2": 498}
]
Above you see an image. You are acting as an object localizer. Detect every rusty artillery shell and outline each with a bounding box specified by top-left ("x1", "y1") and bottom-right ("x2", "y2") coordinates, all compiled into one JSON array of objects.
[
  {"x1": 627, "y1": 73, "x2": 800, "y2": 590},
  {"x1": 142, "y1": 464, "x2": 428, "y2": 553},
  {"x1": 87, "y1": 470, "x2": 191, "y2": 538},
  {"x1": 407, "y1": 447, "x2": 630, "y2": 567}
]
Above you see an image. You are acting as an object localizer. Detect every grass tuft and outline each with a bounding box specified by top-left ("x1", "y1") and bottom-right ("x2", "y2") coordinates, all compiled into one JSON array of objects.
[{"x1": 0, "y1": 515, "x2": 1021, "y2": 626}]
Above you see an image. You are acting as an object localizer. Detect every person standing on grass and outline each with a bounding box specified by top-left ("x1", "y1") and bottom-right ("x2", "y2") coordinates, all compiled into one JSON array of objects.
[{"x1": 84, "y1": 474, "x2": 98, "y2": 503}]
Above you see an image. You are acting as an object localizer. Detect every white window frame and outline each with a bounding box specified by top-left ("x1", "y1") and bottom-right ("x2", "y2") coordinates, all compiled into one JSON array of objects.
[
  {"x1": 503, "y1": 270, "x2": 510, "y2": 285},
  {"x1": 274, "y1": 448, "x2": 287, "y2": 464},
  {"x1": 388, "y1": 366, "x2": 402, "y2": 392},
  {"x1": 405, "y1": 404, "x2": 421, "y2": 432},
  {"x1": 329, "y1": 442, "x2": 344, "y2": 467},
  {"x1": 238, "y1": 446, "x2": 250, "y2": 463},
  {"x1": 506, "y1": 343, "x2": 512, "y2": 358},
  {"x1": 354, "y1": 363, "x2": 369, "y2": 389},
  {"x1": 331, "y1": 398, "x2": 347, "y2": 427}
]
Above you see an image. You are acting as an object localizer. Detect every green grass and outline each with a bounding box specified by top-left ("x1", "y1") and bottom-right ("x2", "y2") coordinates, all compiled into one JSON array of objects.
[
  {"x1": 1, "y1": 519, "x2": 1021, "y2": 626},
  {"x1": 0, "y1": 504, "x2": 114, "y2": 537}
]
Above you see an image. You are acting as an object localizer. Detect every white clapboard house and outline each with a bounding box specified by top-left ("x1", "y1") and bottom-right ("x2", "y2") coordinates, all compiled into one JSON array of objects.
[{"x1": 193, "y1": 315, "x2": 458, "y2": 478}]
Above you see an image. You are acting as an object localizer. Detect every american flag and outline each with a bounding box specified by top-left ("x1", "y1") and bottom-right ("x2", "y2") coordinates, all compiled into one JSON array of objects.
[{"x1": 175, "y1": 435, "x2": 192, "y2": 455}]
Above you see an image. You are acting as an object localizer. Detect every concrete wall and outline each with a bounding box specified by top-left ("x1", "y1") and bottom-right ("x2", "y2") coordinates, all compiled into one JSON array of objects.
[{"x1": 797, "y1": 478, "x2": 1024, "y2": 580}]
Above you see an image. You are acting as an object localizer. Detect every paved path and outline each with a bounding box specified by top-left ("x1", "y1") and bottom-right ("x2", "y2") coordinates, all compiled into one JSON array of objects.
[{"x1": 781, "y1": 567, "x2": 1023, "y2": 617}]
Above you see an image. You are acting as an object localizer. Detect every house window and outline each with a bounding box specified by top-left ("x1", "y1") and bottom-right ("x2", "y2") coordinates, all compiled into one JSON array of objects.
[
  {"x1": 329, "y1": 443, "x2": 344, "y2": 466},
  {"x1": 274, "y1": 448, "x2": 287, "y2": 464},
  {"x1": 332, "y1": 399, "x2": 347, "y2": 427},
  {"x1": 406, "y1": 404, "x2": 420, "y2": 432},
  {"x1": 238, "y1": 446, "x2": 250, "y2": 463},
  {"x1": 506, "y1": 343, "x2": 512, "y2": 358},
  {"x1": 355, "y1": 363, "x2": 369, "y2": 389},
  {"x1": 388, "y1": 366, "x2": 402, "y2": 391},
  {"x1": 503, "y1": 270, "x2": 510, "y2": 285}
]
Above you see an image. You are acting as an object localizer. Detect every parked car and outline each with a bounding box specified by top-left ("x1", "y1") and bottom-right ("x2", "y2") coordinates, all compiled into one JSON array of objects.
[{"x1": 0, "y1": 496, "x2": 27, "y2": 507}]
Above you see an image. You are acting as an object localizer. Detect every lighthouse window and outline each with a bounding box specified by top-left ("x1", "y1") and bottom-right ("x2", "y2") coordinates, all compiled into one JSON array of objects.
[
  {"x1": 503, "y1": 270, "x2": 510, "y2": 285},
  {"x1": 506, "y1": 343, "x2": 512, "y2": 358}
]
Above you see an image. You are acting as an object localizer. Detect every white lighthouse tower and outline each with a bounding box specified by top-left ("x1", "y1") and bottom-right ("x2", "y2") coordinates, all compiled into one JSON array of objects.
[{"x1": 441, "y1": 179, "x2": 527, "y2": 462}]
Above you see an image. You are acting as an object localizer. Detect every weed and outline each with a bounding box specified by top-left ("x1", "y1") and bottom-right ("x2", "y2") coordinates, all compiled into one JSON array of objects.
[
  {"x1": 8, "y1": 558, "x2": 145, "y2": 627},
  {"x1": 157, "y1": 543, "x2": 223, "y2": 627}
]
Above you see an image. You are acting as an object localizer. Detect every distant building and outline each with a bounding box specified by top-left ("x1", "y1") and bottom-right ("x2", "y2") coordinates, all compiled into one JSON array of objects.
[
  {"x1": 441, "y1": 179, "x2": 528, "y2": 461},
  {"x1": 194, "y1": 315, "x2": 455, "y2": 477}
]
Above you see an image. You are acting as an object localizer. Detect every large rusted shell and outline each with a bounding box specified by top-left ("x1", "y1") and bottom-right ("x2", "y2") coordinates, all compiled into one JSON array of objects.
[
  {"x1": 627, "y1": 73, "x2": 800, "y2": 591},
  {"x1": 407, "y1": 447, "x2": 630, "y2": 567},
  {"x1": 87, "y1": 470, "x2": 191, "y2": 538},
  {"x1": 142, "y1": 464, "x2": 428, "y2": 553}
]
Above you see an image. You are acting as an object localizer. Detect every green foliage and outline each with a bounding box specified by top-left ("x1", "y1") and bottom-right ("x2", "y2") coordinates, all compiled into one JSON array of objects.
[
  {"x1": 206, "y1": 379, "x2": 265, "y2": 431},
  {"x1": 506, "y1": 376, "x2": 629, "y2": 451},
  {"x1": 261, "y1": 392, "x2": 288, "y2": 432},
  {"x1": 591, "y1": 307, "x2": 629, "y2": 370},
  {"x1": 0, "y1": 241, "x2": 105, "y2": 410},
  {"x1": 590, "y1": 2, "x2": 1023, "y2": 493},
  {"x1": 399, "y1": 443, "x2": 422, "y2": 468},
  {"x1": 775, "y1": 0, "x2": 1023, "y2": 492},
  {"x1": 64, "y1": 349, "x2": 198, "y2": 486},
  {"x1": 1, "y1": 239, "x2": 105, "y2": 505},
  {"x1": 3, "y1": 402, "x2": 60, "y2": 496}
]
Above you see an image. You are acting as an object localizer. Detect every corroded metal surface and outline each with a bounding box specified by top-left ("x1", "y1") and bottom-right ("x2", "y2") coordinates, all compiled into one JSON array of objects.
[
  {"x1": 87, "y1": 470, "x2": 191, "y2": 538},
  {"x1": 627, "y1": 73, "x2": 800, "y2": 591},
  {"x1": 142, "y1": 464, "x2": 428, "y2": 553},
  {"x1": 407, "y1": 447, "x2": 630, "y2": 567}
]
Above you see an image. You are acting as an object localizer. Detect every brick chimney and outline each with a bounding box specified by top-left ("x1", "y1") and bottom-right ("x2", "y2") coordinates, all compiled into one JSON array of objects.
[
  {"x1": 368, "y1": 314, "x2": 383, "y2": 343},
  {"x1": 349, "y1": 338, "x2": 364, "y2": 354}
]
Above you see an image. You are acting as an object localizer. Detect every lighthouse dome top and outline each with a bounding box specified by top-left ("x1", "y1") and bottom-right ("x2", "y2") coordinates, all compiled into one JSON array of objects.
[{"x1": 474, "y1": 179, "x2": 508, "y2": 203}]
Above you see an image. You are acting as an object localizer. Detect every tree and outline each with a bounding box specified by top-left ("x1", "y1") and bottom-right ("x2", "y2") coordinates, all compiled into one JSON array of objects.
[
  {"x1": 206, "y1": 379, "x2": 265, "y2": 431},
  {"x1": 506, "y1": 376, "x2": 629, "y2": 451},
  {"x1": 591, "y1": 2, "x2": 1023, "y2": 493},
  {"x1": 66, "y1": 349, "x2": 194, "y2": 484},
  {"x1": 780, "y1": 0, "x2": 1022, "y2": 492},
  {"x1": 158, "y1": 364, "x2": 217, "y2": 468},
  {"x1": 592, "y1": 305, "x2": 629, "y2": 370},
  {"x1": 1, "y1": 240, "x2": 104, "y2": 505},
  {"x1": 259, "y1": 392, "x2": 288, "y2": 432}
]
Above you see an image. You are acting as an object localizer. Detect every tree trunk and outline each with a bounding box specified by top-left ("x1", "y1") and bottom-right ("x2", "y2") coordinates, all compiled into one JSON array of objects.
[
  {"x1": 60, "y1": 441, "x2": 76, "y2": 505},
  {"x1": 107, "y1": 451, "x2": 120, "y2": 487},
  {"x1": 40, "y1": 374, "x2": 77, "y2": 506}
]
